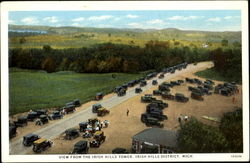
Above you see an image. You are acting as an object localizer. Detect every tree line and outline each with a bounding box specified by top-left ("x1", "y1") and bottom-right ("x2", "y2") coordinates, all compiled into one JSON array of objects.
[
  {"x1": 9, "y1": 40, "x2": 241, "y2": 79},
  {"x1": 9, "y1": 41, "x2": 210, "y2": 73},
  {"x1": 211, "y1": 46, "x2": 242, "y2": 83}
]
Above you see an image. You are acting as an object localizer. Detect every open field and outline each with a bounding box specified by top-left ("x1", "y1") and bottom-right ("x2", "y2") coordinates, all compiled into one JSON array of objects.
[
  {"x1": 195, "y1": 67, "x2": 241, "y2": 84},
  {"x1": 9, "y1": 68, "x2": 146, "y2": 115}
]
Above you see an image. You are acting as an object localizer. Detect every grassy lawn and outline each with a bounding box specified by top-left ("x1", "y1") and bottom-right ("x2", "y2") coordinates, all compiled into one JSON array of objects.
[
  {"x1": 9, "y1": 68, "x2": 146, "y2": 115},
  {"x1": 195, "y1": 67, "x2": 231, "y2": 82}
]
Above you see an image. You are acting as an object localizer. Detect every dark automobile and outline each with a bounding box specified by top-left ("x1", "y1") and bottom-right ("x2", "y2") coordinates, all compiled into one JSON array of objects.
[
  {"x1": 140, "y1": 80, "x2": 147, "y2": 87},
  {"x1": 65, "y1": 128, "x2": 80, "y2": 140},
  {"x1": 14, "y1": 116, "x2": 28, "y2": 127},
  {"x1": 117, "y1": 88, "x2": 126, "y2": 96},
  {"x1": 72, "y1": 140, "x2": 89, "y2": 154},
  {"x1": 175, "y1": 93, "x2": 189, "y2": 102},
  {"x1": 49, "y1": 111, "x2": 63, "y2": 120},
  {"x1": 9, "y1": 125, "x2": 17, "y2": 139},
  {"x1": 135, "y1": 88, "x2": 142, "y2": 93},
  {"x1": 23, "y1": 133, "x2": 40, "y2": 146},
  {"x1": 79, "y1": 122, "x2": 88, "y2": 132},
  {"x1": 92, "y1": 103, "x2": 102, "y2": 113},
  {"x1": 27, "y1": 111, "x2": 39, "y2": 121},
  {"x1": 112, "y1": 148, "x2": 129, "y2": 154},
  {"x1": 35, "y1": 115, "x2": 49, "y2": 126},
  {"x1": 95, "y1": 92, "x2": 104, "y2": 100},
  {"x1": 36, "y1": 109, "x2": 48, "y2": 116},
  {"x1": 32, "y1": 138, "x2": 53, "y2": 153},
  {"x1": 152, "y1": 80, "x2": 158, "y2": 85},
  {"x1": 63, "y1": 104, "x2": 76, "y2": 114}
]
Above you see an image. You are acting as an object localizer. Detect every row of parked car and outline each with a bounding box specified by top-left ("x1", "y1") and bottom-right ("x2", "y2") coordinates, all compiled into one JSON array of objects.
[{"x1": 9, "y1": 99, "x2": 81, "y2": 139}]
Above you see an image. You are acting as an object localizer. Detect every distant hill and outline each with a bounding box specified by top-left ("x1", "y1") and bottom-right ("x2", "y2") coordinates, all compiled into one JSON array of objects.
[{"x1": 8, "y1": 24, "x2": 241, "y2": 49}]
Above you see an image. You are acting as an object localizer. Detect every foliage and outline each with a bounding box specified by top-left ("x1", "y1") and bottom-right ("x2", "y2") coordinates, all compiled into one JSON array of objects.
[
  {"x1": 9, "y1": 68, "x2": 146, "y2": 115},
  {"x1": 221, "y1": 39, "x2": 229, "y2": 46},
  {"x1": 211, "y1": 47, "x2": 242, "y2": 83},
  {"x1": 9, "y1": 41, "x2": 211, "y2": 73},
  {"x1": 178, "y1": 109, "x2": 243, "y2": 153},
  {"x1": 177, "y1": 117, "x2": 229, "y2": 153},
  {"x1": 220, "y1": 108, "x2": 243, "y2": 152}
]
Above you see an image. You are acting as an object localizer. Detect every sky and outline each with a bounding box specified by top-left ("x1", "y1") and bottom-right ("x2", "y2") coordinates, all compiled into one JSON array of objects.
[{"x1": 9, "y1": 10, "x2": 241, "y2": 31}]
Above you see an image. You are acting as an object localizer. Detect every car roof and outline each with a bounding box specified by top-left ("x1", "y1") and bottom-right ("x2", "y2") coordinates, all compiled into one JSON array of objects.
[
  {"x1": 34, "y1": 138, "x2": 47, "y2": 144},
  {"x1": 94, "y1": 131, "x2": 103, "y2": 136},
  {"x1": 24, "y1": 133, "x2": 38, "y2": 138},
  {"x1": 75, "y1": 140, "x2": 88, "y2": 147}
]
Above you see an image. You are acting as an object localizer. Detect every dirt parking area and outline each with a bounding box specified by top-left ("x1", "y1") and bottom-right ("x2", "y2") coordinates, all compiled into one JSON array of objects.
[{"x1": 39, "y1": 66, "x2": 242, "y2": 154}]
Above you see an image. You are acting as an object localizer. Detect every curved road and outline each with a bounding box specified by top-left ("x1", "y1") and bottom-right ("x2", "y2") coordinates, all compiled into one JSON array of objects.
[{"x1": 10, "y1": 62, "x2": 213, "y2": 154}]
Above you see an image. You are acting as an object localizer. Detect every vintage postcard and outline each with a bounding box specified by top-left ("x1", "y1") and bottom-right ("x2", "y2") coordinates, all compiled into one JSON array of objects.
[{"x1": 1, "y1": 1, "x2": 249, "y2": 162}]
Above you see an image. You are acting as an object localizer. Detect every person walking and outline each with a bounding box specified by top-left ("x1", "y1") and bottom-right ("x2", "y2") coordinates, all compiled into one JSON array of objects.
[
  {"x1": 232, "y1": 96, "x2": 236, "y2": 104},
  {"x1": 127, "y1": 109, "x2": 129, "y2": 116}
]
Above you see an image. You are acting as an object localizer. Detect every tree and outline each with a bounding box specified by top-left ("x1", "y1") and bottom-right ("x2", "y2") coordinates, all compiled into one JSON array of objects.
[
  {"x1": 177, "y1": 117, "x2": 229, "y2": 153},
  {"x1": 233, "y1": 41, "x2": 241, "y2": 47},
  {"x1": 221, "y1": 39, "x2": 229, "y2": 46},
  {"x1": 57, "y1": 58, "x2": 70, "y2": 71},
  {"x1": 19, "y1": 37, "x2": 26, "y2": 44},
  {"x1": 43, "y1": 45, "x2": 52, "y2": 53},
  {"x1": 220, "y1": 108, "x2": 243, "y2": 152},
  {"x1": 41, "y1": 57, "x2": 56, "y2": 73}
]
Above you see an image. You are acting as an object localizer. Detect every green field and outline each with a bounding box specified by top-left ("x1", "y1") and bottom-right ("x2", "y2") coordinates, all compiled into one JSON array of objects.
[
  {"x1": 195, "y1": 67, "x2": 233, "y2": 83},
  {"x1": 9, "y1": 68, "x2": 146, "y2": 115}
]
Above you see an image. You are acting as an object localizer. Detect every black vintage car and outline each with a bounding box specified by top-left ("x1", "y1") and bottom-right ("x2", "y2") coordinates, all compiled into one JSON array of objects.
[
  {"x1": 72, "y1": 141, "x2": 89, "y2": 154},
  {"x1": 79, "y1": 122, "x2": 88, "y2": 132},
  {"x1": 73, "y1": 99, "x2": 81, "y2": 107},
  {"x1": 92, "y1": 103, "x2": 102, "y2": 113},
  {"x1": 175, "y1": 93, "x2": 189, "y2": 102},
  {"x1": 152, "y1": 80, "x2": 158, "y2": 85},
  {"x1": 49, "y1": 111, "x2": 63, "y2": 120},
  {"x1": 65, "y1": 128, "x2": 80, "y2": 140},
  {"x1": 27, "y1": 111, "x2": 39, "y2": 121},
  {"x1": 141, "y1": 116, "x2": 164, "y2": 128},
  {"x1": 95, "y1": 92, "x2": 104, "y2": 100},
  {"x1": 135, "y1": 88, "x2": 142, "y2": 93},
  {"x1": 32, "y1": 138, "x2": 53, "y2": 153},
  {"x1": 117, "y1": 88, "x2": 126, "y2": 96},
  {"x1": 140, "y1": 80, "x2": 147, "y2": 87},
  {"x1": 14, "y1": 116, "x2": 28, "y2": 127},
  {"x1": 23, "y1": 133, "x2": 40, "y2": 146},
  {"x1": 35, "y1": 115, "x2": 49, "y2": 126},
  {"x1": 36, "y1": 109, "x2": 48, "y2": 116},
  {"x1": 63, "y1": 104, "x2": 76, "y2": 114},
  {"x1": 112, "y1": 148, "x2": 129, "y2": 154},
  {"x1": 9, "y1": 125, "x2": 17, "y2": 139}
]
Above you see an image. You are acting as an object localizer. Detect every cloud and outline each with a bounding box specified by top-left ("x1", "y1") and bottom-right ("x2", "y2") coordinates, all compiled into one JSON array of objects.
[
  {"x1": 206, "y1": 17, "x2": 221, "y2": 22},
  {"x1": 9, "y1": 19, "x2": 15, "y2": 24},
  {"x1": 126, "y1": 14, "x2": 138, "y2": 18},
  {"x1": 127, "y1": 23, "x2": 142, "y2": 28},
  {"x1": 72, "y1": 17, "x2": 85, "y2": 22},
  {"x1": 168, "y1": 15, "x2": 203, "y2": 21},
  {"x1": 224, "y1": 16, "x2": 240, "y2": 20},
  {"x1": 21, "y1": 17, "x2": 39, "y2": 25},
  {"x1": 147, "y1": 19, "x2": 165, "y2": 24},
  {"x1": 71, "y1": 23, "x2": 82, "y2": 27},
  {"x1": 88, "y1": 15, "x2": 113, "y2": 21},
  {"x1": 43, "y1": 16, "x2": 59, "y2": 23}
]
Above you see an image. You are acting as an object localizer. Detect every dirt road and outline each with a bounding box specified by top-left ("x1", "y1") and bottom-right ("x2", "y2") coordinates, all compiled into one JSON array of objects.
[{"x1": 10, "y1": 62, "x2": 214, "y2": 154}]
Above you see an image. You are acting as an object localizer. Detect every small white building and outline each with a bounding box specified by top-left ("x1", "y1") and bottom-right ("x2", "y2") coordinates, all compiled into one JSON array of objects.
[{"x1": 131, "y1": 128, "x2": 178, "y2": 153}]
